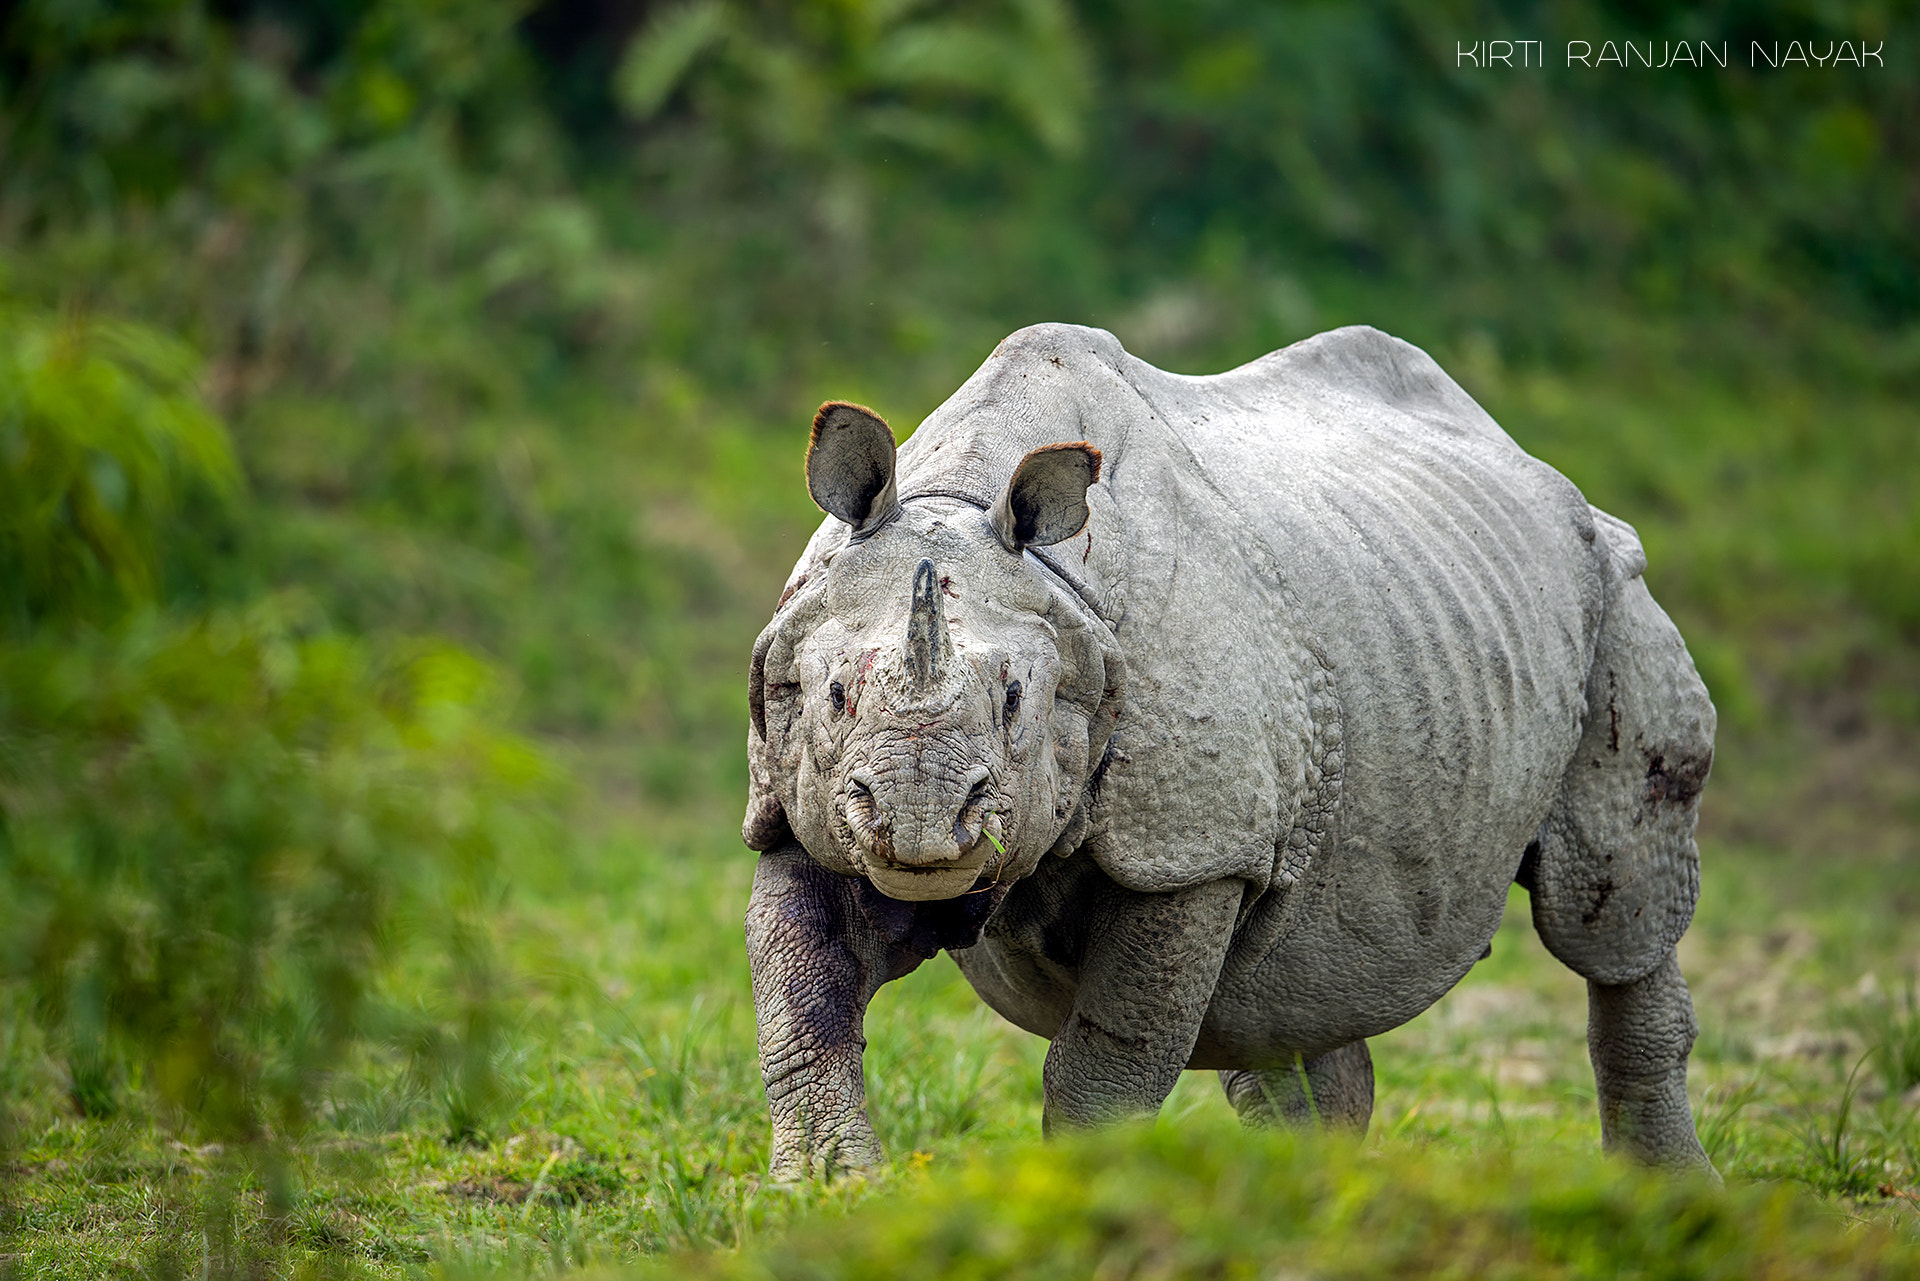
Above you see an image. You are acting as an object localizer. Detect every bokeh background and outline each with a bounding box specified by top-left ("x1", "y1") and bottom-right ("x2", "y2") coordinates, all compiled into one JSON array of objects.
[{"x1": 1, "y1": 1, "x2": 1916, "y2": 1275}]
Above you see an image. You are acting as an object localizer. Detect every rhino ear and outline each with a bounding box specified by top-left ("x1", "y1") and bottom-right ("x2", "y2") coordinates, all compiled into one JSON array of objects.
[
  {"x1": 989, "y1": 442, "x2": 1102, "y2": 552},
  {"x1": 807, "y1": 401, "x2": 899, "y2": 533}
]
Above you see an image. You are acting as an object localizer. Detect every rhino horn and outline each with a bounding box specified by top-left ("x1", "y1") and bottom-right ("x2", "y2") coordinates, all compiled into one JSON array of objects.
[{"x1": 906, "y1": 558, "x2": 950, "y2": 690}]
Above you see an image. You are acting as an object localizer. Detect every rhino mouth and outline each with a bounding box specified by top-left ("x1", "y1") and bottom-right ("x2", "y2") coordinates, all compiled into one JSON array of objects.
[
  {"x1": 843, "y1": 764, "x2": 1008, "y2": 901},
  {"x1": 865, "y1": 862, "x2": 989, "y2": 901},
  {"x1": 855, "y1": 824, "x2": 1002, "y2": 895},
  {"x1": 840, "y1": 756, "x2": 1013, "y2": 898}
]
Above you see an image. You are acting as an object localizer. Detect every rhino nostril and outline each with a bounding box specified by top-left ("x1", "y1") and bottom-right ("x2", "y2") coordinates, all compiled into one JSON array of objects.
[
  {"x1": 953, "y1": 767, "x2": 993, "y2": 848},
  {"x1": 847, "y1": 774, "x2": 887, "y2": 835}
]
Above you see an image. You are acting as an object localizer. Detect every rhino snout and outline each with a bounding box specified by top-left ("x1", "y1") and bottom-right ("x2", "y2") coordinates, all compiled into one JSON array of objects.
[{"x1": 845, "y1": 762, "x2": 995, "y2": 871}]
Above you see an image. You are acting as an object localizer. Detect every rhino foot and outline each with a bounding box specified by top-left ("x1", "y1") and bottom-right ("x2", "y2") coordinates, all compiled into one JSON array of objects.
[{"x1": 1219, "y1": 1040, "x2": 1374, "y2": 1134}]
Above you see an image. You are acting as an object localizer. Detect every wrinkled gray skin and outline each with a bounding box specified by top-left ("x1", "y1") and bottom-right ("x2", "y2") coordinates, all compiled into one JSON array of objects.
[{"x1": 744, "y1": 324, "x2": 1716, "y2": 1180}]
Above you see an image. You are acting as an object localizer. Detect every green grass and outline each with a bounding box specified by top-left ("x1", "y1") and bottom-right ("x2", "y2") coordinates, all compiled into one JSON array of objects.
[
  {"x1": 653, "y1": 1124, "x2": 1920, "y2": 1281},
  {"x1": 6, "y1": 790, "x2": 1920, "y2": 1276}
]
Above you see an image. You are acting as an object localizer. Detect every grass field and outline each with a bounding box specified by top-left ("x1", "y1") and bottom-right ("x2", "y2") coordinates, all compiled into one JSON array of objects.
[{"x1": 6, "y1": 709, "x2": 1920, "y2": 1276}]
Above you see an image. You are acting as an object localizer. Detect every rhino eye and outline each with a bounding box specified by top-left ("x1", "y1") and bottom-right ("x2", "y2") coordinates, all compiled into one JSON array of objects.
[
  {"x1": 1003, "y1": 680, "x2": 1022, "y2": 724},
  {"x1": 829, "y1": 681, "x2": 846, "y2": 714}
]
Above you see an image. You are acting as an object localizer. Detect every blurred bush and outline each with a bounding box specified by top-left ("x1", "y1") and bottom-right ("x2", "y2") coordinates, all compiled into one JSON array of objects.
[
  {"x1": 617, "y1": 0, "x2": 1091, "y2": 162},
  {"x1": 0, "y1": 303, "x2": 236, "y2": 632},
  {"x1": 1077, "y1": 0, "x2": 1917, "y2": 325},
  {"x1": 660, "y1": 1122, "x2": 1920, "y2": 1279},
  {"x1": 3, "y1": 0, "x2": 1912, "y2": 766},
  {"x1": 589, "y1": 0, "x2": 1919, "y2": 369},
  {"x1": 0, "y1": 609, "x2": 550, "y2": 1137},
  {"x1": 0, "y1": 295, "x2": 553, "y2": 1155}
]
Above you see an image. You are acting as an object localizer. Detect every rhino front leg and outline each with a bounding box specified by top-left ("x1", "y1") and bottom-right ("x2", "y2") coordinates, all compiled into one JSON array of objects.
[
  {"x1": 745, "y1": 845, "x2": 918, "y2": 1180},
  {"x1": 1588, "y1": 950, "x2": 1714, "y2": 1174},
  {"x1": 1219, "y1": 1040, "x2": 1374, "y2": 1133},
  {"x1": 1043, "y1": 877, "x2": 1242, "y2": 1133}
]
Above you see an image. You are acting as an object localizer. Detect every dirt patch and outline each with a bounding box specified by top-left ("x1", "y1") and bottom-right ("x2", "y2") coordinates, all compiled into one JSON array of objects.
[
  {"x1": 440, "y1": 1136, "x2": 627, "y2": 1208},
  {"x1": 1644, "y1": 749, "x2": 1710, "y2": 807}
]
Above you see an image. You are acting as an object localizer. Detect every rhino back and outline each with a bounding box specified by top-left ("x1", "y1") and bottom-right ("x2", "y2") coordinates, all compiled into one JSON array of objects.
[
  {"x1": 1142, "y1": 328, "x2": 1608, "y2": 1052},
  {"x1": 1166, "y1": 326, "x2": 1602, "y2": 857}
]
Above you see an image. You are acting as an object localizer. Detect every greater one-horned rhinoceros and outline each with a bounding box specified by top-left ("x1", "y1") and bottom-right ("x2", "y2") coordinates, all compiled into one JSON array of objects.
[{"x1": 744, "y1": 323, "x2": 1716, "y2": 1179}]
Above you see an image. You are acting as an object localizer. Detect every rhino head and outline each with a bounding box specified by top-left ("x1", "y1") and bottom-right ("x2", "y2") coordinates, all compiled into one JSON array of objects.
[{"x1": 746, "y1": 402, "x2": 1122, "y2": 901}]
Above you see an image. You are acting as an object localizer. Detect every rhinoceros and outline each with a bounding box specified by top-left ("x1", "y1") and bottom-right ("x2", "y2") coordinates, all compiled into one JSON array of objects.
[{"x1": 744, "y1": 323, "x2": 1716, "y2": 1179}]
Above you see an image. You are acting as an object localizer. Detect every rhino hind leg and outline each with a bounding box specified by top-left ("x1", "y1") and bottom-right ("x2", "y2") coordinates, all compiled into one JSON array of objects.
[
  {"x1": 1218, "y1": 1040, "x2": 1373, "y2": 1133},
  {"x1": 1526, "y1": 568, "x2": 1717, "y2": 1174},
  {"x1": 1586, "y1": 952, "x2": 1714, "y2": 1172}
]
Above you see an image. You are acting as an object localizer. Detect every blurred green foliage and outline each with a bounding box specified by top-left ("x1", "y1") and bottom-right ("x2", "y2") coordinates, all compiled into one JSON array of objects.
[
  {"x1": 662, "y1": 1122, "x2": 1920, "y2": 1280},
  {"x1": 0, "y1": 604, "x2": 550, "y2": 1134},
  {"x1": 0, "y1": 292, "x2": 554, "y2": 1163},
  {"x1": 617, "y1": 0, "x2": 1091, "y2": 159},
  {"x1": 0, "y1": 304, "x2": 236, "y2": 631},
  {"x1": 1079, "y1": 1, "x2": 1916, "y2": 320}
]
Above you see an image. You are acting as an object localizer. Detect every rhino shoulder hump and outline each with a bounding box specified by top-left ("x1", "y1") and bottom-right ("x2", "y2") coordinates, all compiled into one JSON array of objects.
[{"x1": 1226, "y1": 325, "x2": 1506, "y2": 444}]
